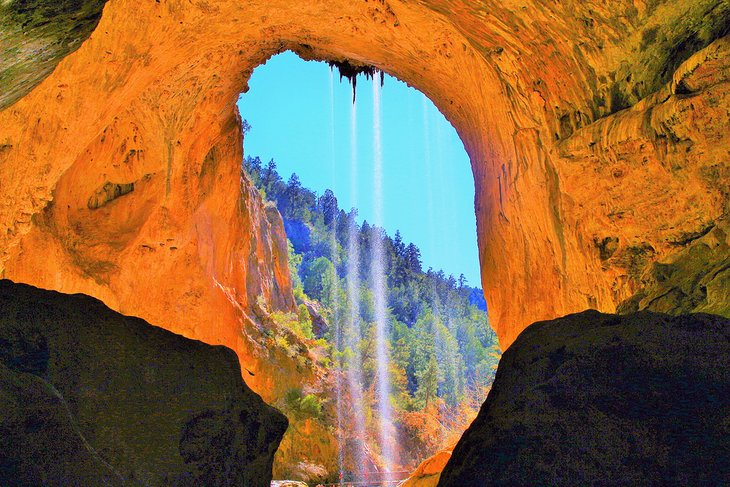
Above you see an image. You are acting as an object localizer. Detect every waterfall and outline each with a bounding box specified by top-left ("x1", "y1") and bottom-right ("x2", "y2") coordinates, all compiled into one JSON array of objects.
[
  {"x1": 434, "y1": 108, "x2": 449, "y2": 268},
  {"x1": 371, "y1": 73, "x2": 395, "y2": 473},
  {"x1": 329, "y1": 67, "x2": 345, "y2": 482},
  {"x1": 422, "y1": 97, "x2": 444, "y2": 446},
  {"x1": 345, "y1": 97, "x2": 368, "y2": 479},
  {"x1": 331, "y1": 67, "x2": 398, "y2": 480}
]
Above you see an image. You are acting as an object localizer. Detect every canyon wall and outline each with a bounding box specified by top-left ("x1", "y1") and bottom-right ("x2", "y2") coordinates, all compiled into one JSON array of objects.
[{"x1": 1, "y1": 0, "x2": 727, "y2": 481}]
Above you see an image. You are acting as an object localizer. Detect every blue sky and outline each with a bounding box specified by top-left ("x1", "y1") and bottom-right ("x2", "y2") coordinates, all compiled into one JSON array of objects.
[{"x1": 237, "y1": 51, "x2": 481, "y2": 287}]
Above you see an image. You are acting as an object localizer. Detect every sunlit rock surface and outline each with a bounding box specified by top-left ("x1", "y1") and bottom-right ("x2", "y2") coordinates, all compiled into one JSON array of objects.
[
  {"x1": 0, "y1": 280, "x2": 286, "y2": 486},
  {"x1": 401, "y1": 449, "x2": 452, "y2": 487},
  {"x1": 1, "y1": 0, "x2": 727, "y2": 352},
  {"x1": 438, "y1": 310, "x2": 730, "y2": 486}
]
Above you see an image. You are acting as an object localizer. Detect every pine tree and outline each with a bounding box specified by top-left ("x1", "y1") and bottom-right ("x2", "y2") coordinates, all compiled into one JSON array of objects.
[
  {"x1": 318, "y1": 189, "x2": 339, "y2": 227},
  {"x1": 416, "y1": 355, "x2": 440, "y2": 408},
  {"x1": 393, "y1": 230, "x2": 405, "y2": 258},
  {"x1": 405, "y1": 243, "x2": 422, "y2": 274}
]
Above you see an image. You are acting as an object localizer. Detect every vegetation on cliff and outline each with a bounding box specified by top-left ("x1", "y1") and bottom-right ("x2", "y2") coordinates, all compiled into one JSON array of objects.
[{"x1": 243, "y1": 153, "x2": 499, "y2": 473}]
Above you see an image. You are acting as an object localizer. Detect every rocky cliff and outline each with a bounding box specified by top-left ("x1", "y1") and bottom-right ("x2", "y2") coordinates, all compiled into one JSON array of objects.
[
  {"x1": 438, "y1": 310, "x2": 730, "y2": 486},
  {"x1": 0, "y1": 0, "x2": 727, "y2": 354},
  {"x1": 0, "y1": 279, "x2": 287, "y2": 486}
]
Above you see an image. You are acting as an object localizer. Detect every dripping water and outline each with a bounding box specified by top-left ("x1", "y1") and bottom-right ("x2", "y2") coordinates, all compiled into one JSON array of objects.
[
  {"x1": 329, "y1": 67, "x2": 345, "y2": 483},
  {"x1": 422, "y1": 98, "x2": 436, "y2": 266},
  {"x1": 423, "y1": 98, "x2": 447, "y2": 446},
  {"x1": 371, "y1": 73, "x2": 395, "y2": 474},
  {"x1": 346, "y1": 96, "x2": 368, "y2": 479}
]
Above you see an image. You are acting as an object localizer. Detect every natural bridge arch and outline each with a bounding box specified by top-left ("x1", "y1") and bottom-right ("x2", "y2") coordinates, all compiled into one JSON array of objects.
[
  {"x1": 1, "y1": 0, "x2": 729, "y2": 480},
  {"x1": 1, "y1": 0, "x2": 728, "y2": 391}
]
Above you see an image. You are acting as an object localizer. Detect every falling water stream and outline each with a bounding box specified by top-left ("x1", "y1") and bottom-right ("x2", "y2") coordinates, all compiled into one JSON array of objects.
[
  {"x1": 240, "y1": 53, "x2": 484, "y2": 486},
  {"x1": 329, "y1": 68, "x2": 346, "y2": 481},
  {"x1": 422, "y1": 97, "x2": 436, "y2": 262},
  {"x1": 346, "y1": 96, "x2": 368, "y2": 479},
  {"x1": 371, "y1": 74, "x2": 395, "y2": 475},
  {"x1": 324, "y1": 68, "x2": 456, "y2": 483}
]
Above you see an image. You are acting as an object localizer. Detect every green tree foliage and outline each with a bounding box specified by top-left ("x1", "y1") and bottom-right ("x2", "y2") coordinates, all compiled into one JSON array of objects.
[
  {"x1": 287, "y1": 240, "x2": 307, "y2": 303},
  {"x1": 318, "y1": 189, "x2": 339, "y2": 227},
  {"x1": 243, "y1": 155, "x2": 500, "y2": 413},
  {"x1": 303, "y1": 257, "x2": 338, "y2": 309},
  {"x1": 283, "y1": 388, "x2": 324, "y2": 420},
  {"x1": 297, "y1": 304, "x2": 314, "y2": 339},
  {"x1": 416, "y1": 355, "x2": 441, "y2": 409}
]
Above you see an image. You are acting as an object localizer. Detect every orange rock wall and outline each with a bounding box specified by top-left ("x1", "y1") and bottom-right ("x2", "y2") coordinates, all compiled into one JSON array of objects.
[
  {"x1": 0, "y1": 0, "x2": 727, "y2": 361},
  {"x1": 1, "y1": 63, "x2": 298, "y2": 396}
]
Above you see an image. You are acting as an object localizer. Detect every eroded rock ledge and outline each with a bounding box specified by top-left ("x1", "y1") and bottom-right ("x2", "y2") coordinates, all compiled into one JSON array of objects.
[
  {"x1": 0, "y1": 279, "x2": 287, "y2": 486},
  {"x1": 438, "y1": 310, "x2": 730, "y2": 486}
]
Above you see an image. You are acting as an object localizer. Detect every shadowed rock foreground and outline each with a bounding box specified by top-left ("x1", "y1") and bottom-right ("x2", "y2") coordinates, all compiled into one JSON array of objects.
[
  {"x1": 439, "y1": 310, "x2": 730, "y2": 486},
  {"x1": 0, "y1": 280, "x2": 287, "y2": 486}
]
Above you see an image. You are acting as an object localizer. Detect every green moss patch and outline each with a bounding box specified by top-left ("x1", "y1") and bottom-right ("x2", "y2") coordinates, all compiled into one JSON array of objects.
[{"x1": 0, "y1": 0, "x2": 107, "y2": 109}]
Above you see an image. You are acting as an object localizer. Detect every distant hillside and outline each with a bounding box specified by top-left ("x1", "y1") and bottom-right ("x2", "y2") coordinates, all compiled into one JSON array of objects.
[{"x1": 243, "y1": 154, "x2": 499, "y2": 474}]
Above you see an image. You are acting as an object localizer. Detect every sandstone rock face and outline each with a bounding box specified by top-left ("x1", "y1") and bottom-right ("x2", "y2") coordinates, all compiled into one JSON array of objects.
[
  {"x1": 618, "y1": 219, "x2": 730, "y2": 317},
  {"x1": 0, "y1": 279, "x2": 287, "y2": 486},
  {"x1": 438, "y1": 310, "x2": 730, "y2": 486},
  {"x1": 401, "y1": 449, "x2": 452, "y2": 487},
  {"x1": 0, "y1": 0, "x2": 727, "y2": 357}
]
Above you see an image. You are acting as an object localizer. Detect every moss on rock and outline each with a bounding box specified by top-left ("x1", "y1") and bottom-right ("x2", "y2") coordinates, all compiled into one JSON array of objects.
[{"x1": 0, "y1": 0, "x2": 107, "y2": 109}]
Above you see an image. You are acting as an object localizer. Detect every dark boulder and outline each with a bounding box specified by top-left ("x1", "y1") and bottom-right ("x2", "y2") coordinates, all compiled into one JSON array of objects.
[
  {"x1": 0, "y1": 279, "x2": 287, "y2": 486},
  {"x1": 439, "y1": 310, "x2": 730, "y2": 486}
]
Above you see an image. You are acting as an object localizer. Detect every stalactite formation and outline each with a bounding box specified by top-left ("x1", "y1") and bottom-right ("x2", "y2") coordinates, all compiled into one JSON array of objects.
[{"x1": 328, "y1": 60, "x2": 384, "y2": 103}]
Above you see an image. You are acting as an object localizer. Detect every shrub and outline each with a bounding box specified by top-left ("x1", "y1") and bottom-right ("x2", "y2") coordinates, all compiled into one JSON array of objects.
[
  {"x1": 299, "y1": 394, "x2": 323, "y2": 419},
  {"x1": 283, "y1": 388, "x2": 324, "y2": 420},
  {"x1": 297, "y1": 304, "x2": 314, "y2": 339}
]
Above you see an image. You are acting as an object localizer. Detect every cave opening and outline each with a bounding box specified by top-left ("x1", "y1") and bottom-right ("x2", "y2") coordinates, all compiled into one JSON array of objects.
[
  {"x1": 3, "y1": 0, "x2": 728, "y2": 484},
  {"x1": 237, "y1": 51, "x2": 499, "y2": 484}
]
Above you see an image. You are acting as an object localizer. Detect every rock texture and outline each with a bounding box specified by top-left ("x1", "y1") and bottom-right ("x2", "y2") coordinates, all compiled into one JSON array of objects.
[
  {"x1": 0, "y1": 279, "x2": 287, "y2": 486},
  {"x1": 401, "y1": 449, "x2": 452, "y2": 487},
  {"x1": 618, "y1": 219, "x2": 730, "y2": 317},
  {"x1": 0, "y1": 0, "x2": 108, "y2": 109},
  {"x1": 438, "y1": 310, "x2": 730, "y2": 486},
  {"x1": 0, "y1": 0, "x2": 728, "y2": 356}
]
